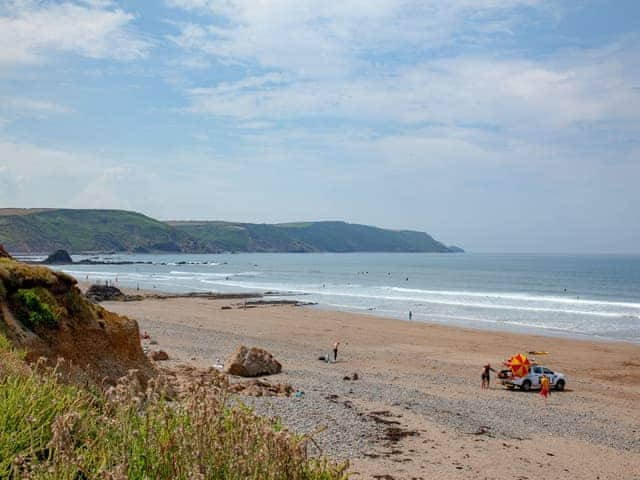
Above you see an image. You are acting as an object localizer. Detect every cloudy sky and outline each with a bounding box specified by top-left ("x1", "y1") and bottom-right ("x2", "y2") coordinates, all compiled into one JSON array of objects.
[{"x1": 0, "y1": 0, "x2": 638, "y2": 253}]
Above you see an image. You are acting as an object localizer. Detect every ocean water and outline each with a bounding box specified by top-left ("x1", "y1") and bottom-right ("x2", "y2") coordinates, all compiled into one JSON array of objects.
[{"x1": 32, "y1": 252, "x2": 640, "y2": 343}]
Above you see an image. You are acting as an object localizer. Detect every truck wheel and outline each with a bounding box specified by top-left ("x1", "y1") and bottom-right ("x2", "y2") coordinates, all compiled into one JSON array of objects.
[
  {"x1": 555, "y1": 380, "x2": 565, "y2": 391},
  {"x1": 521, "y1": 380, "x2": 531, "y2": 391}
]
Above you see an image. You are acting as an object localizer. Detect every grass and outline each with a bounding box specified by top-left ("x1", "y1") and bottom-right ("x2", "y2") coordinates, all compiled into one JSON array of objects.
[
  {"x1": 0, "y1": 209, "x2": 197, "y2": 253},
  {"x1": 0, "y1": 335, "x2": 348, "y2": 480}
]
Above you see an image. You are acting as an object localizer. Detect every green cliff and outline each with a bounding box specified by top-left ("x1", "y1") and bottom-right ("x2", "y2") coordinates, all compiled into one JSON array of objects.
[{"x1": 0, "y1": 209, "x2": 462, "y2": 254}]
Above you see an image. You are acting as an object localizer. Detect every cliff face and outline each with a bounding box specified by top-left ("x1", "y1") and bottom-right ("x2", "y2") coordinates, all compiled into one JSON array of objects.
[{"x1": 0, "y1": 257, "x2": 154, "y2": 385}]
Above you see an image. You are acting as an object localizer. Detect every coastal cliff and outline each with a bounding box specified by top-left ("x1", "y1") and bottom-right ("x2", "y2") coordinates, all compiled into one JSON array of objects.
[
  {"x1": 0, "y1": 208, "x2": 462, "y2": 254},
  {"x1": 0, "y1": 252, "x2": 154, "y2": 384}
]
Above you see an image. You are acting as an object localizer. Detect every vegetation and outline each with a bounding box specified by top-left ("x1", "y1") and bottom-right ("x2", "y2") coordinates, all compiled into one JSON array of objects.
[
  {"x1": 171, "y1": 220, "x2": 456, "y2": 252},
  {"x1": 14, "y1": 289, "x2": 59, "y2": 329},
  {"x1": 0, "y1": 209, "x2": 203, "y2": 254},
  {"x1": 0, "y1": 257, "x2": 346, "y2": 478},
  {"x1": 0, "y1": 208, "x2": 460, "y2": 253},
  {"x1": 0, "y1": 336, "x2": 347, "y2": 480}
]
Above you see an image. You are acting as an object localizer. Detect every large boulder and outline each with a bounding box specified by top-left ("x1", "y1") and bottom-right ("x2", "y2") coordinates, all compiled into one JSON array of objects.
[
  {"x1": 0, "y1": 244, "x2": 11, "y2": 259},
  {"x1": 225, "y1": 345, "x2": 282, "y2": 377},
  {"x1": 150, "y1": 350, "x2": 169, "y2": 361},
  {"x1": 86, "y1": 284, "x2": 124, "y2": 302},
  {"x1": 43, "y1": 249, "x2": 73, "y2": 264}
]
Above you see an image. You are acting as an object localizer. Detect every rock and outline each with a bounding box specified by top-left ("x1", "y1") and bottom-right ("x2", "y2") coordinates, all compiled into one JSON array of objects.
[
  {"x1": 221, "y1": 305, "x2": 232, "y2": 310},
  {"x1": 225, "y1": 345, "x2": 282, "y2": 377},
  {"x1": 85, "y1": 284, "x2": 125, "y2": 302},
  {"x1": 352, "y1": 372, "x2": 359, "y2": 380},
  {"x1": 228, "y1": 378, "x2": 293, "y2": 397},
  {"x1": 150, "y1": 350, "x2": 169, "y2": 361},
  {"x1": 0, "y1": 244, "x2": 11, "y2": 259},
  {"x1": 43, "y1": 249, "x2": 73, "y2": 264}
]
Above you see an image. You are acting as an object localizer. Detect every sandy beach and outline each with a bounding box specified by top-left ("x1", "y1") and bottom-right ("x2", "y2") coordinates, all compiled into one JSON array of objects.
[{"x1": 101, "y1": 293, "x2": 640, "y2": 480}]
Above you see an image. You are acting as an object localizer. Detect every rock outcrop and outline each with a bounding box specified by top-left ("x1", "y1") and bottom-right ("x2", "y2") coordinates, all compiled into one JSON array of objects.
[
  {"x1": 0, "y1": 245, "x2": 11, "y2": 259},
  {"x1": 228, "y1": 378, "x2": 293, "y2": 397},
  {"x1": 85, "y1": 284, "x2": 125, "y2": 302},
  {"x1": 150, "y1": 350, "x2": 169, "y2": 361},
  {"x1": 225, "y1": 345, "x2": 282, "y2": 377},
  {"x1": 43, "y1": 249, "x2": 73, "y2": 264},
  {"x1": 0, "y1": 257, "x2": 154, "y2": 386}
]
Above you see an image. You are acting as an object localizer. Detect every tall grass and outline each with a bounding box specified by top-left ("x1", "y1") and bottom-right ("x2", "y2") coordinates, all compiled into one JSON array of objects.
[{"x1": 0, "y1": 337, "x2": 348, "y2": 479}]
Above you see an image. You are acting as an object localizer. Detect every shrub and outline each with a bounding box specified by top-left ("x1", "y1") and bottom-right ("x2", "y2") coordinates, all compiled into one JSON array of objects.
[
  {"x1": 0, "y1": 332, "x2": 10, "y2": 352},
  {"x1": 14, "y1": 289, "x2": 59, "y2": 330},
  {"x1": 0, "y1": 342, "x2": 348, "y2": 480}
]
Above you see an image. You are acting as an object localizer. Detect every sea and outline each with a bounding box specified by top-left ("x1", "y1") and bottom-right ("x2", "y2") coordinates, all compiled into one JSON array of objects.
[{"x1": 19, "y1": 252, "x2": 640, "y2": 344}]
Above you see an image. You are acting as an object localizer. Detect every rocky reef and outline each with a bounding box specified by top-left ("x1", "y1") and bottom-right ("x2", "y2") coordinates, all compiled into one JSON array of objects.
[{"x1": 42, "y1": 249, "x2": 73, "y2": 264}]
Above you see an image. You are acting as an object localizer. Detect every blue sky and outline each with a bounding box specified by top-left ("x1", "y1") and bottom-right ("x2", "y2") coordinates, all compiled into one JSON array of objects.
[{"x1": 0, "y1": 0, "x2": 638, "y2": 253}]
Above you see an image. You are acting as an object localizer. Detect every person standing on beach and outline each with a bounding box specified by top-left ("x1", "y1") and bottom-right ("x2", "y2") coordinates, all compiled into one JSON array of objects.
[
  {"x1": 332, "y1": 341, "x2": 340, "y2": 362},
  {"x1": 409, "y1": 310, "x2": 413, "y2": 320},
  {"x1": 540, "y1": 374, "x2": 550, "y2": 400},
  {"x1": 481, "y1": 364, "x2": 496, "y2": 389}
]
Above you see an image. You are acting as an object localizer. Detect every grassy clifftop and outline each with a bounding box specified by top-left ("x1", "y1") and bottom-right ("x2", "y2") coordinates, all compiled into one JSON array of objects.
[
  {"x1": 0, "y1": 208, "x2": 460, "y2": 254},
  {"x1": 0, "y1": 209, "x2": 204, "y2": 254},
  {"x1": 171, "y1": 220, "x2": 456, "y2": 253}
]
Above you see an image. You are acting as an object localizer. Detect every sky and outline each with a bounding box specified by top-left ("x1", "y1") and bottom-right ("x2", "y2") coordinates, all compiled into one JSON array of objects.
[{"x1": 0, "y1": 0, "x2": 639, "y2": 253}]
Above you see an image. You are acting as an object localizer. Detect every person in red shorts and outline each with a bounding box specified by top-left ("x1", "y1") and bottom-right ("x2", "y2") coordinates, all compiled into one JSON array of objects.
[{"x1": 540, "y1": 374, "x2": 550, "y2": 400}]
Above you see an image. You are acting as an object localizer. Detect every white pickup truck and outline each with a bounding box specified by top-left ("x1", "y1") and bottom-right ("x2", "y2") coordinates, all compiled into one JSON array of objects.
[{"x1": 499, "y1": 365, "x2": 567, "y2": 391}]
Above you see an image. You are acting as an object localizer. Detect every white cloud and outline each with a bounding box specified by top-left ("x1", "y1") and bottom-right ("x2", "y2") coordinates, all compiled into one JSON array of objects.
[
  {"x1": 0, "y1": 139, "x2": 236, "y2": 217},
  {"x1": 167, "y1": 0, "x2": 548, "y2": 77},
  {"x1": 167, "y1": 0, "x2": 638, "y2": 139},
  {"x1": 0, "y1": 96, "x2": 74, "y2": 117},
  {"x1": 0, "y1": 0, "x2": 151, "y2": 66},
  {"x1": 0, "y1": 164, "x2": 24, "y2": 200},
  {"x1": 0, "y1": 140, "x2": 149, "y2": 210},
  {"x1": 70, "y1": 165, "x2": 134, "y2": 209},
  {"x1": 180, "y1": 47, "x2": 640, "y2": 136}
]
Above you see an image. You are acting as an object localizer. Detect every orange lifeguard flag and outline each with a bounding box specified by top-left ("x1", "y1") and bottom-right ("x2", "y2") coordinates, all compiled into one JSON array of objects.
[{"x1": 506, "y1": 353, "x2": 531, "y2": 377}]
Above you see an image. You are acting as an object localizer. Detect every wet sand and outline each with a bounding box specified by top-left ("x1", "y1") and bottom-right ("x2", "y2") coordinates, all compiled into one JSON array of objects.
[{"x1": 102, "y1": 294, "x2": 640, "y2": 480}]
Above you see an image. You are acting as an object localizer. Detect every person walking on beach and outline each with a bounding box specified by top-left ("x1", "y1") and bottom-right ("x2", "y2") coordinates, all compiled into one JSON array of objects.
[
  {"x1": 540, "y1": 374, "x2": 550, "y2": 400},
  {"x1": 481, "y1": 364, "x2": 496, "y2": 389},
  {"x1": 332, "y1": 341, "x2": 340, "y2": 362}
]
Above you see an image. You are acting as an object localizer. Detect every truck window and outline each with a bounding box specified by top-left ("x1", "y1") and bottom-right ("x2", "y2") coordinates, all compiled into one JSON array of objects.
[
  {"x1": 533, "y1": 367, "x2": 542, "y2": 374},
  {"x1": 543, "y1": 368, "x2": 553, "y2": 374}
]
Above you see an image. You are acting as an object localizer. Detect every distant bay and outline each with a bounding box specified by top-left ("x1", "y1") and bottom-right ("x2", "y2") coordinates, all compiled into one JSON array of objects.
[{"x1": 26, "y1": 252, "x2": 640, "y2": 343}]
